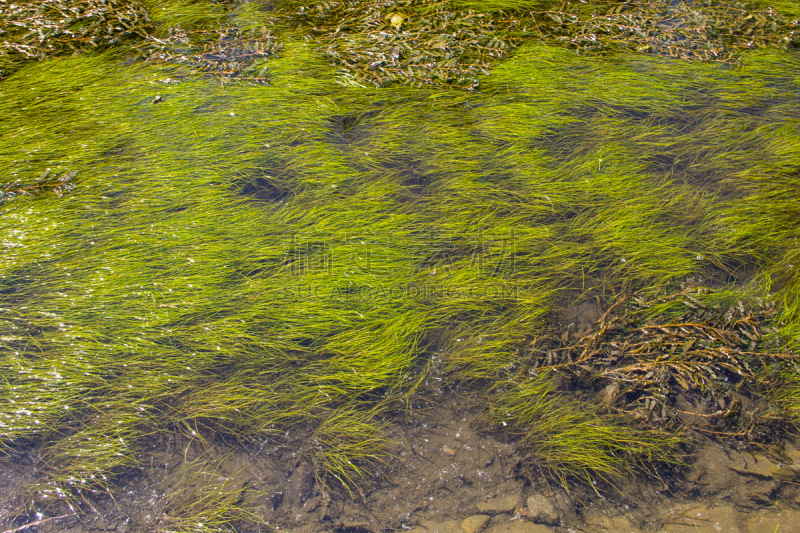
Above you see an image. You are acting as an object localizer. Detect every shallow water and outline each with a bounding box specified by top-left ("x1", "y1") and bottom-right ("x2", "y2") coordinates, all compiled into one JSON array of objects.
[{"x1": 2, "y1": 1, "x2": 800, "y2": 531}]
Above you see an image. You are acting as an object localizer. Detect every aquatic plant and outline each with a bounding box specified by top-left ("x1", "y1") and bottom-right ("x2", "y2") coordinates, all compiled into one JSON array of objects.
[
  {"x1": 0, "y1": 0, "x2": 154, "y2": 78},
  {"x1": 480, "y1": 371, "x2": 684, "y2": 488},
  {"x1": 526, "y1": 0, "x2": 800, "y2": 64},
  {"x1": 0, "y1": 169, "x2": 76, "y2": 206},
  {"x1": 310, "y1": 406, "x2": 390, "y2": 500},
  {"x1": 469, "y1": 284, "x2": 800, "y2": 490},
  {"x1": 278, "y1": 0, "x2": 800, "y2": 90},
  {"x1": 153, "y1": 452, "x2": 267, "y2": 533},
  {"x1": 541, "y1": 287, "x2": 795, "y2": 436},
  {"x1": 1, "y1": 0, "x2": 800, "y2": 527}
]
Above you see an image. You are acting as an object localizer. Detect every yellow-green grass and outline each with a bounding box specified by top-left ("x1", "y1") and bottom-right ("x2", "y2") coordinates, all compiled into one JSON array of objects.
[{"x1": 1, "y1": 0, "x2": 800, "y2": 524}]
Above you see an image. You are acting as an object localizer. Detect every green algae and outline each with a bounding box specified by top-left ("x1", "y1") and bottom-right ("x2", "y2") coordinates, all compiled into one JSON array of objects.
[{"x1": 1, "y1": 0, "x2": 800, "y2": 527}]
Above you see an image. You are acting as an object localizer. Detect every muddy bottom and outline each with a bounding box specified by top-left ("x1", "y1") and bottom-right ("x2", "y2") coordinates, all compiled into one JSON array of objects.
[{"x1": 2, "y1": 390, "x2": 800, "y2": 533}]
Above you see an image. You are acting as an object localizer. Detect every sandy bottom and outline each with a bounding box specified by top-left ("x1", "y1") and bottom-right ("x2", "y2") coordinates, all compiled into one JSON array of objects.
[{"x1": 2, "y1": 388, "x2": 800, "y2": 533}]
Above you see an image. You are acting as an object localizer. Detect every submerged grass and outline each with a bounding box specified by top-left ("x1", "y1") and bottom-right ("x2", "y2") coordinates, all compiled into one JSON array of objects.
[
  {"x1": 311, "y1": 406, "x2": 389, "y2": 499},
  {"x1": 152, "y1": 452, "x2": 267, "y2": 532},
  {"x1": 1, "y1": 0, "x2": 800, "y2": 524},
  {"x1": 481, "y1": 372, "x2": 683, "y2": 489}
]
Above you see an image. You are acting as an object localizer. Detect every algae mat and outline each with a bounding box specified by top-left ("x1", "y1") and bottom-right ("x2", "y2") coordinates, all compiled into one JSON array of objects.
[{"x1": 2, "y1": 0, "x2": 800, "y2": 531}]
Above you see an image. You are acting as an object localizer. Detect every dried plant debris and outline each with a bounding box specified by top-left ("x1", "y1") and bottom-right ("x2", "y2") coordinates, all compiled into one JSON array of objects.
[
  {"x1": 131, "y1": 26, "x2": 282, "y2": 85},
  {"x1": 283, "y1": 0, "x2": 799, "y2": 89},
  {"x1": 0, "y1": 0, "x2": 281, "y2": 83},
  {"x1": 283, "y1": 0, "x2": 522, "y2": 90},
  {"x1": 534, "y1": 0, "x2": 800, "y2": 64},
  {"x1": 3, "y1": 1, "x2": 797, "y2": 86},
  {"x1": 0, "y1": 0, "x2": 154, "y2": 78},
  {"x1": 0, "y1": 169, "x2": 77, "y2": 206},
  {"x1": 536, "y1": 286, "x2": 798, "y2": 444}
]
